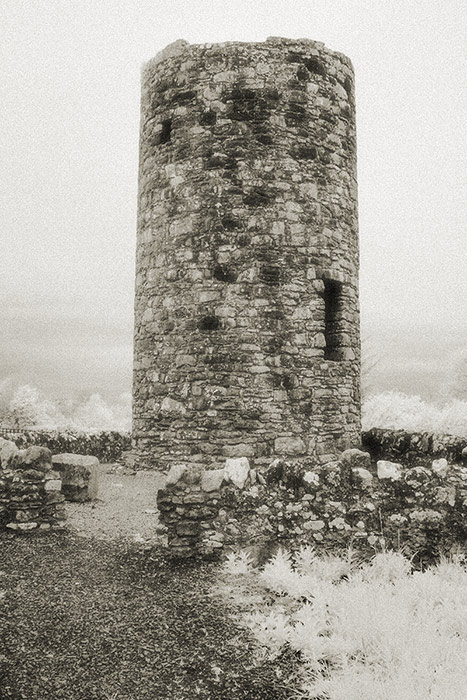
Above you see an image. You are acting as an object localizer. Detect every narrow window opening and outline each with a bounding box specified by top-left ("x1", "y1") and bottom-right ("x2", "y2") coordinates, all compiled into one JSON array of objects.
[
  {"x1": 198, "y1": 315, "x2": 220, "y2": 331},
  {"x1": 323, "y1": 279, "x2": 342, "y2": 361},
  {"x1": 159, "y1": 119, "x2": 172, "y2": 145}
]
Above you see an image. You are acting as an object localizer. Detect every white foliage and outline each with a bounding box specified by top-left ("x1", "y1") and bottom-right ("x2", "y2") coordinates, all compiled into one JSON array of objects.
[
  {"x1": 231, "y1": 551, "x2": 467, "y2": 699},
  {"x1": 222, "y1": 550, "x2": 254, "y2": 575},
  {"x1": 362, "y1": 390, "x2": 467, "y2": 437},
  {"x1": 0, "y1": 380, "x2": 131, "y2": 432}
]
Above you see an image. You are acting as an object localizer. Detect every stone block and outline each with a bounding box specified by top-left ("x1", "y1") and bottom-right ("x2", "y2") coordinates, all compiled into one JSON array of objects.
[
  {"x1": 274, "y1": 436, "x2": 306, "y2": 455},
  {"x1": 0, "y1": 438, "x2": 19, "y2": 469},
  {"x1": 161, "y1": 396, "x2": 186, "y2": 415},
  {"x1": 176, "y1": 521, "x2": 200, "y2": 537},
  {"x1": 201, "y1": 468, "x2": 225, "y2": 492},
  {"x1": 341, "y1": 448, "x2": 371, "y2": 470},
  {"x1": 51, "y1": 453, "x2": 99, "y2": 501},
  {"x1": 377, "y1": 460, "x2": 402, "y2": 481},
  {"x1": 352, "y1": 467, "x2": 373, "y2": 485},
  {"x1": 19, "y1": 446, "x2": 52, "y2": 472},
  {"x1": 225, "y1": 457, "x2": 250, "y2": 489},
  {"x1": 183, "y1": 492, "x2": 206, "y2": 504},
  {"x1": 432, "y1": 458, "x2": 449, "y2": 477},
  {"x1": 44, "y1": 479, "x2": 62, "y2": 492},
  {"x1": 303, "y1": 520, "x2": 325, "y2": 531},
  {"x1": 166, "y1": 463, "x2": 188, "y2": 486},
  {"x1": 222, "y1": 443, "x2": 255, "y2": 458},
  {"x1": 303, "y1": 471, "x2": 320, "y2": 487}
]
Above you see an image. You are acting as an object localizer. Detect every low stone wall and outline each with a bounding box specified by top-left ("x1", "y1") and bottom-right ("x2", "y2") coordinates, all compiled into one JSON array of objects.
[
  {"x1": 0, "y1": 438, "x2": 66, "y2": 531},
  {"x1": 0, "y1": 429, "x2": 131, "y2": 463},
  {"x1": 157, "y1": 448, "x2": 467, "y2": 563},
  {"x1": 362, "y1": 428, "x2": 467, "y2": 465}
]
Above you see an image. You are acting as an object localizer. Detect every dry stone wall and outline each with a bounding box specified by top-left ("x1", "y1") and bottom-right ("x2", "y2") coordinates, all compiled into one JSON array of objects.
[
  {"x1": 157, "y1": 446, "x2": 467, "y2": 564},
  {"x1": 362, "y1": 427, "x2": 467, "y2": 465},
  {"x1": 0, "y1": 429, "x2": 130, "y2": 463},
  {"x1": 134, "y1": 37, "x2": 361, "y2": 472},
  {"x1": 0, "y1": 438, "x2": 66, "y2": 531}
]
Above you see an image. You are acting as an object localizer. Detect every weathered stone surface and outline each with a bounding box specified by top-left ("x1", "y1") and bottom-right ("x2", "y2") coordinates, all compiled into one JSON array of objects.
[
  {"x1": 160, "y1": 397, "x2": 186, "y2": 415},
  {"x1": 222, "y1": 444, "x2": 255, "y2": 458},
  {"x1": 184, "y1": 466, "x2": 203, "y2": 485},
  {"x1": 432, "y1": 458, "x2": 449, "y2": 477},
  {"x1": 44, "y1": 479, "x2": 62, "y2": 492},
  {"x1": 274, "y1": 437, "x2": 306, "y2": 456},
  {"x1": 176, "y1": 521, "x2": 200, "y2": 537},
  {"x1": 52, "y1": 453, "x2": 99, "y2": 501},
  {"x1": 363, "y1": 428, "x2": 467, "y2": 465},
  {"x1": 183, "y1": 492, "x2": 206, "y2": 504},
  {"x1": 0, "y1": 438, "x2": 19, "y2": 469},
  {"x1": 225, "y1": 458, "x2": 250, "y2": 489},
  {"x1": 133, "y1": 37, "x2": 361, "y2": 471},
  {"x1": 19, "y1": 446, "x2": 52, "y2": 472},
  {"x1": 352, "y1": 467, "x2": 373, "y2": 484},
  {"x1": 303, "y1": 471, "x2": 320, "y2": 487},
  {"x1": 201, "y1": 469, "x2": 225, "y2": 492},
  {"x1": 157, "y1": 440, "x2": 467, "y2": 562},
  {"x1": 341, "y1": 448, "x2": 371, "y2": 470},
  {"x1": 377, "y1": 460, "x2": 402, "y2": 481},
  {"x1": 166, "y1": 463, "x2": 188, "y2": 486}
]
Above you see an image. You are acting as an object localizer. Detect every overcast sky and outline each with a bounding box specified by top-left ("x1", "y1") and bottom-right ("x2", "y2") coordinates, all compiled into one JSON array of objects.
[{"x1": 1, "y1": 0, "x2": 466, "y2": 402}]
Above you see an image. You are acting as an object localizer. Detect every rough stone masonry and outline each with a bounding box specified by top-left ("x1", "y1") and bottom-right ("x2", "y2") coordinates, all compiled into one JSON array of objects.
[{"x1": 133, "y1": 37, "x2": 361, "y2": 472}]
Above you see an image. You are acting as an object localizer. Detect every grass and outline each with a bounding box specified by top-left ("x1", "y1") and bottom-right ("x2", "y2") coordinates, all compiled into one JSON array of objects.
[
  {"x1": 217, "y1": 548, "x2": 467, "y2": 699},
  {"x1": 0, "y1": 532, "x2": 298, "y2": 700}
]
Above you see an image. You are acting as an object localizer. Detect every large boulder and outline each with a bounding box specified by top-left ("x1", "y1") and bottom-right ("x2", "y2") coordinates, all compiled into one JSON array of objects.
[{"x1": 52, "y1": 454, "x2": 100, "y2": 501}]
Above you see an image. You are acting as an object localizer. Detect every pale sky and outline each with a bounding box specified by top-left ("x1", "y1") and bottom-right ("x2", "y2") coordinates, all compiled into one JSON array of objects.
[{"x1": 1, "y1": 0, "x2": 466, "y2": 402}]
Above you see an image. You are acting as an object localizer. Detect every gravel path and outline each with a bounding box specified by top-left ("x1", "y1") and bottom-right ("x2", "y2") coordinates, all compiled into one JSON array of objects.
[
  {"x1": 64, "y1": 466, "x2": 166, "y2": 543},
  {"x1": 0, "y1": 535, "x2": 296, "y2": 700}
]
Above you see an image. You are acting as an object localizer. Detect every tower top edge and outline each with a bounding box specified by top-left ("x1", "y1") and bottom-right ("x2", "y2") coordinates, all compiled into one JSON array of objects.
[{"x1": 143, "y1": 36, "x2": 352, "y2": 74}]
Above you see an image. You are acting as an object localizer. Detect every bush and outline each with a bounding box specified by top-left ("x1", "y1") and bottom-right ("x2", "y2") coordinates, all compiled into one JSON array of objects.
[
  {"x1": 362, "y1": 391, "x2": 467, "y2": 437},
  {"x1": 219, "y1": 549, "x2": 467, "y2": 699}
]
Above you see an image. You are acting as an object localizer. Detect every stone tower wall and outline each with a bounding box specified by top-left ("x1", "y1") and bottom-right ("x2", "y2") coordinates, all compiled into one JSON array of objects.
[{"x1": 133, "y1": 37, "x2": 361, "y2": 471}]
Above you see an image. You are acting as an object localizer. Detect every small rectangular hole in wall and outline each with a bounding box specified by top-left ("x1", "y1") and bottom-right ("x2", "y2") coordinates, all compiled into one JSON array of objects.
[
  {"x1": 323, "y1": 279, "x2": 342, "y2": 361},
  {"x1": 159, "y1": 119, "x2": 172, "y2": 144}
]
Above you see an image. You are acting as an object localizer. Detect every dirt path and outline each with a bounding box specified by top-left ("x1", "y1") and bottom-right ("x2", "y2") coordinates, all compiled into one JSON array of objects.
[{"x1": 64, "y1": 466, "x2": 166, "y2": 543}]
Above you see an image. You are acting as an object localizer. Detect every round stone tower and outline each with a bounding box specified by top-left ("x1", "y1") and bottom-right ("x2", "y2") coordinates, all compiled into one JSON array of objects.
[{"x1": 133, "y1": 37, "x2": 361, "y2": 471}]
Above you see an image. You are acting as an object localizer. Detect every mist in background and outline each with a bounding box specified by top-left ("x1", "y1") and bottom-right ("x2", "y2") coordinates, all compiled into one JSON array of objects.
[{"x1": 1, "y1": 0, "x2": 466, "y2": 411}]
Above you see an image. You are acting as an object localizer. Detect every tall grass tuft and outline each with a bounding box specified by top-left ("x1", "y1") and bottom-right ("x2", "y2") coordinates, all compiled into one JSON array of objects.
[{"x1": 219, "y1": 549, "x2": 467, "y2": 699}]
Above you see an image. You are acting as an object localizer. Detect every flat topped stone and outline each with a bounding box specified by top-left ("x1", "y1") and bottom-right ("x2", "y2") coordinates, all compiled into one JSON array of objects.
[
  {"x1": 0, "y1": 438, "x2": 19, "y2": 469},
  {"x1": 225, "y1": 457, "x2": 250, "y2": 489},
  {"x1": 52, "y1": 453, "x2": 99, "y2": 501}
]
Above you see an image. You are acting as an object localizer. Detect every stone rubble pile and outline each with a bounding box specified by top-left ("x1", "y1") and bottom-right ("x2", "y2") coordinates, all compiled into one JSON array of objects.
[{"x1": 0, "y1": 438, "x2": 66, "y2": 531}]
